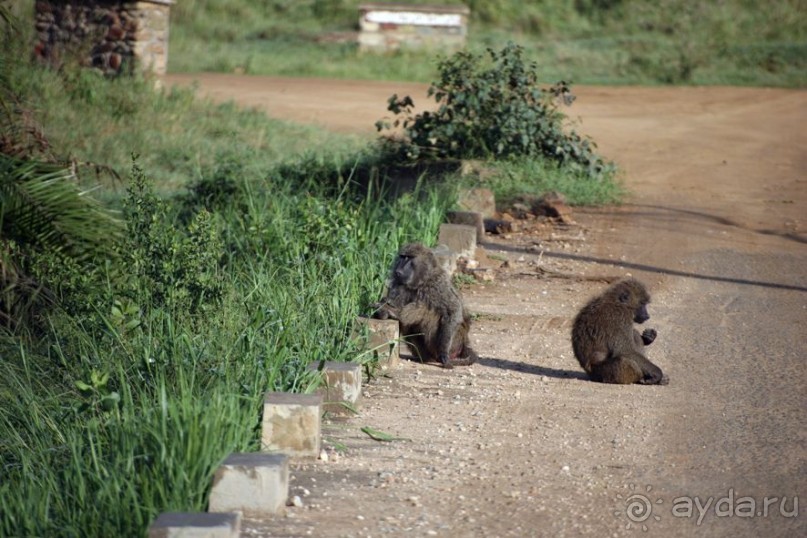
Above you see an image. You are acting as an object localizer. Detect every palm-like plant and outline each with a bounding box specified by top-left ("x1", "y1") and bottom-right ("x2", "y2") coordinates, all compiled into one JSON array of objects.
[
  {"x1": 1, "y1": 156, "x2": 121, "y2": 258},
  {"x1": 0, "y1": 158, "x2": 123, "y2": 334},
  {"x1": 0, "y1": 2, "x2": 122, "y2": 333}
]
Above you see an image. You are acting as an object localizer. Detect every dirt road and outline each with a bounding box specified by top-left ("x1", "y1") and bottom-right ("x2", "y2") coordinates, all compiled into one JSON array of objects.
[{"x1": 163, "y1": 74, "x2": 806, "y2": 537}]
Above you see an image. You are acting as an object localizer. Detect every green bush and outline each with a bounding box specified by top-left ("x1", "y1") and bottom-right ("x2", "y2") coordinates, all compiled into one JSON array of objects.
[
  {"x1": 123, "y1": 161, "x2": 224, "y2": 316},
  {"x1": 377, "y1": 43, "x2": 612, "y2": 179}
]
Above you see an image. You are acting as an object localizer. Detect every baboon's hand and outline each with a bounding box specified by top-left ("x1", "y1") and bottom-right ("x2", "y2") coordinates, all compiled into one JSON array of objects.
[
  {"x1": 438, "y1": 352, "x2": 454, "y2": 369},
  {"x1": 370, "y1": 302, "x2": 393, "y2": 320},
  {"x1": 641, "y1": 328, "x2": 657, "y2": 346}
]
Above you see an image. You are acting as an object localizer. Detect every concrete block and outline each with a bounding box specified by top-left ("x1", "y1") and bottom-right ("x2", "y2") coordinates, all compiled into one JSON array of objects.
[
  {"x1": 438, "y1": 223, "x2": 477, "y2": 260},
  {"x1": 353, "y1": 317, "x2": 400, "y2": 371},
  {"x1": 148, "y1": 512, "x2": 240, "y2": 538},
  {"x1": 457, "y1": 187, "x2": 496, "y2": 217},
  {"x1": 307, "y1": 361, "x2": 362, "y2": 414},
  {"x1": 261, "y1": 392, "x2": 321, "y2": 457},
  {"x1": 208, "y1": 453, "x2": 288, "y2": 517},
  {"x1": 446, "y1": 210, "x2": 485, "y2": 241}
]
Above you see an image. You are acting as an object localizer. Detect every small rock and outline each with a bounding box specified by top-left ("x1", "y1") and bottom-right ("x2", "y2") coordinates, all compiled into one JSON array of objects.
[{"x1": 532, "y1": 191, "x2": 575, "y2": 224}]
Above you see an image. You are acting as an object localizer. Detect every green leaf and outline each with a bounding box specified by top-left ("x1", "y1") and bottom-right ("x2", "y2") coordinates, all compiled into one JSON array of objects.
[
  {"x1": 101, "y1": 392, "x2": 120, "y2": 411},
  {"x1": 0, "y1": 154, "x2": 122, "y2": 262},
  {"x1": 360, "y1": 426, "x2": 408, "y2": 442},
  {"x1": 75, "y1": 380, "x2": 92, "y2": 393}
]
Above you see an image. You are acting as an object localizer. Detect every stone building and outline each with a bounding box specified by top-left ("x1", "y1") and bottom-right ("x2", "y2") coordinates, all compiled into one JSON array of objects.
[{"x1": 33, "y1": 0, "x2": 173, "y2": 76}]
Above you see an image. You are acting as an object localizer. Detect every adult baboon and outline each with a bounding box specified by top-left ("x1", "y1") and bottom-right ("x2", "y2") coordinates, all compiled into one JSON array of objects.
[
  {"x1": 571, "y1": 277, "x2": 668, "y2": 385},
  {"x1": 372, "y1": 243, "x2": 477, "y2": 369}
]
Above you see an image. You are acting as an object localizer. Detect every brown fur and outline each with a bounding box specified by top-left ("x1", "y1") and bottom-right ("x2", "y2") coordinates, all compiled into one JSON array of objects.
[
  {"x1": 372, "y1": 243, "x2": 477, "y2": 369},
  {"x1": 571, "y1": 277, "x2": 668, "y2": 385}
]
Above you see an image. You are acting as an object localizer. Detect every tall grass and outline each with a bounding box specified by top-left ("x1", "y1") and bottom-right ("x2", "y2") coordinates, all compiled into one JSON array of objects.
[{"x1": 0, "y1": 154, "x2": 453, "y2": 535}]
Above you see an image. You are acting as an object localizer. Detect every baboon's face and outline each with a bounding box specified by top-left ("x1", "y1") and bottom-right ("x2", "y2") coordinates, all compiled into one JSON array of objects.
[
  {"x1": 617, "y1": 285, "x2": 650, "y2": 324},
  {"x1": 393, "y1": 254, "x2": 419, "y2": 287},
  {"x1": 633, "y1": 302, "x2": 650, "y2": 324}
]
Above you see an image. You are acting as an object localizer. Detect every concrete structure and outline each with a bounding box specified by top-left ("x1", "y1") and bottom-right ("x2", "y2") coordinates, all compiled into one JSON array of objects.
[
  {"x1": 446, "y1": 210, "x2": 485, "y2": 242},
  {"x1": 353, "y1": 317, "x2": 400, "y2": 371},
  {"x1": 261, "y1": 392, "x2": 322, "y2": 458},
  {"x1": 358, "y1": 3, "x2": 469, "y2": 52},
  {"x1": 148, "y1": 512, "x2": 240, "y2": 538},
  {"x1": 208, "y1": 453, "x2": 289, "y2": 517},
  {"x1": 307, "y1": 361, "x2": 362, "y2": 415},
  {"x1": 33, "y1": 0, "x2": 173, "y2": 76},
  {"x1": 438, "y1": 223, "x2": 477, "y2": 260}
]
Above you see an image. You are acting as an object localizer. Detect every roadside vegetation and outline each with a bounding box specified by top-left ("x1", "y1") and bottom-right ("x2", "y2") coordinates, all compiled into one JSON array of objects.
[
  {"x1": 169, "y1": 0, "x2": 806, "y2": 87},
  {"x1": 0, "y1": 2, "x2": 623, "y2": 534}
]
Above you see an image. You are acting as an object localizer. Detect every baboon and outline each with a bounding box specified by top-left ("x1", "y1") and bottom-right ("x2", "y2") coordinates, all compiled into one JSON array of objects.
[
  {"x1": 372, "y1": 243, "x2": 478, "y2": 369},
  {"x1": 571, "y1": 277, "x2": 668, "y2": 385}
]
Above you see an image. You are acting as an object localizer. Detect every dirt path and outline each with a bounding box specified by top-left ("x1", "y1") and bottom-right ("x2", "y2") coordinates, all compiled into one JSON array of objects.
[{"x1": 163, "y1": 74, "x2": 806, "y2": 537}]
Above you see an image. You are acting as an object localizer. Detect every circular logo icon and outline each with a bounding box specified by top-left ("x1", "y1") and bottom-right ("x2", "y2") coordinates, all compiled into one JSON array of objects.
[{"x1": 615, "y1": 484, "x2": 663, "y2": 531}]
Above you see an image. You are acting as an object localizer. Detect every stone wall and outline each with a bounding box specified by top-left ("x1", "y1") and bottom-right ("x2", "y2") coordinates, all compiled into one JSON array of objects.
[
  {"x1": 358, "y1": 3, "x2": 469, "y2": 52},
  {"x1": 33, "y1": 0, "x2": 173, "y2": 76}
]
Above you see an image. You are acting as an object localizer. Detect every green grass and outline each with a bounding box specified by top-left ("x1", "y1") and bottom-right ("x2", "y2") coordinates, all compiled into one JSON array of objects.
[
  {"x1": 7, "y1": 64, "x2": 368, "y2": 191},
  {"x1": 168, "y1": 0, "x2": 807, "y2": 88},
  {"x1": 461, "y1": 157, "x2": 625, "y2": 208}
]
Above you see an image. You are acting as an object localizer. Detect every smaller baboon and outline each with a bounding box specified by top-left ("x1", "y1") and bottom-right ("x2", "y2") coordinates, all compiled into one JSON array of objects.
[
  {"x1": 372, "y1": 243, "x2": 477, "y2": 369},
  {"x1": 571, "y1": 277, "x2": 668, "y2": 385}
]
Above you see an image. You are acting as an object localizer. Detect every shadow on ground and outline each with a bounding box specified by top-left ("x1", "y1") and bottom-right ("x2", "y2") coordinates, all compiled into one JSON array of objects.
[{"x1": 478, "y1": 356, "x2": 588, "y2": 380}]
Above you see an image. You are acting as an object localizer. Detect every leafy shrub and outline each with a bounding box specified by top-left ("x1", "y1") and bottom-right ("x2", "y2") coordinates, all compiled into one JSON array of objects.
[
  {"x1": 122, "y1": 161, "x2": 224, "y2": 316},
  {"x1": 376, "y1": 43, "x2": 612, "y2": 178}
]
